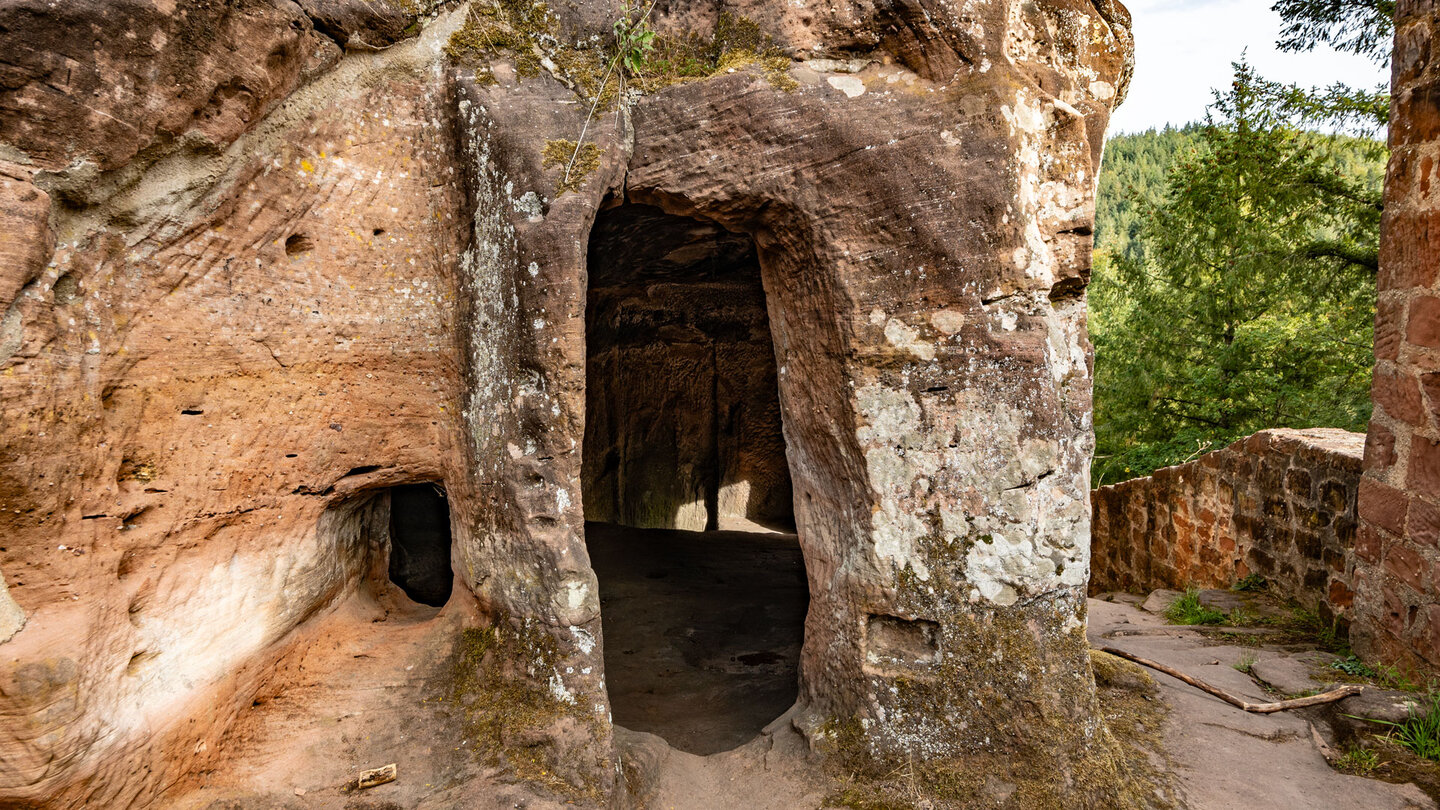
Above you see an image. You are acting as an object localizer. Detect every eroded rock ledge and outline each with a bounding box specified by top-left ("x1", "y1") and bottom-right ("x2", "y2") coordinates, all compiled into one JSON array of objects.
[{"x1": 0, "y1": 0, "x2": 1134, "y2": 806}]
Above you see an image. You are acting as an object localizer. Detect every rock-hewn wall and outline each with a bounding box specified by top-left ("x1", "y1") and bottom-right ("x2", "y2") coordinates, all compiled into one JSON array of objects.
[
  {"x1": 0, "y1": 0, "x2": 1136, "y2": 805},
  {"x1": 581, "y1": 205, "x2": 792, "y2": 532},
  {"x1": 1091, "y1": 429, "x2": 1364, "y2": 620},
  {"x1": 1352, "y1": 0, "x2": 1440, "y2": 677}
]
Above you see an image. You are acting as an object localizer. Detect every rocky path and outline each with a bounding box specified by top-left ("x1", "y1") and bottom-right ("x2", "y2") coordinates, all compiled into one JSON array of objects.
[
  {"x1": 158, "y1": 590, "x2": 1439, "y2": 808},
  {"x1": 1089, "y1": 595, "x2": 1436, "y2": 810}
]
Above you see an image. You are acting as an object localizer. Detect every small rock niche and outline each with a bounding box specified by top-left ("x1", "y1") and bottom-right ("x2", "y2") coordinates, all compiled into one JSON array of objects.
[{"x1": 582, "y1": 203, "x2": 807, "y2": 755}]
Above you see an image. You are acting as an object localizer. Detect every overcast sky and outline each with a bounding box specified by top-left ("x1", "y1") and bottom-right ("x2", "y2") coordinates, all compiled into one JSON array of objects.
[{"x1": 1109, "y1": 0, "x2": 1390, "y2": 133}]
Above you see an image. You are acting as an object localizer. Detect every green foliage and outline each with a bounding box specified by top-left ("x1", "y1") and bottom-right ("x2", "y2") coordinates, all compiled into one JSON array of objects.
[
  {"x1": 1233, "y1": 652, "x2": 1259, "y2": 674},
  {"x1": 1232, "y1": 574, "x2": 1270, "y2": 592},
  {"x1": 1332, "y1": 655, "x2": 1424, "y2": 690},
  {"x1": 1226, "y1": 607, "x2": 1260, "y2": 626},
  {"x1": 1164, "y1": 588, "x2": 1227, "y2": 626},
  {"x1": 613, "y1": 3, "x2": 657, "y2": 75},
  {"x1": 1271, "y1": 0, "x2": 1395, "y2": 61},
  {"x1": 1242, "y1": 73, "x2": 1391, "y2": 137},
  {"x1": 1337, "y1": 745, "x2": 1381, "y2": 774},
  {"x1": 1372, "y1": 693, "x2": 1440, "y2": 762},
  {"x1": 1332, "y1": 654, "x2": 1379, "y2": 678},
  {"x1": 1094, "y1": 125, "x2": 1202, "y2": 267},
  {"x1": 1091, "y1": 62, "x2": 1382, "y2": 486}
]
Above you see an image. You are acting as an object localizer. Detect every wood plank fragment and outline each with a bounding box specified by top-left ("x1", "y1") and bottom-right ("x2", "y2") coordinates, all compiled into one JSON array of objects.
[{"x1": 344, "y1": 762, "x2": 397, "y2": 792}]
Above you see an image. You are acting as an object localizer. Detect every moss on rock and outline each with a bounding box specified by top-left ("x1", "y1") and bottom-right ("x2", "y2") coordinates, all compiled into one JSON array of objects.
[
  {"x1": 632, "y1": 12, "x2": 797, "y2": 92},
  {"x1": 815, "y1": 593, "x2": 1176, "y2": 809},
  {"x1": 541, "y1": 139, "x2": 602, "y2": 194},
  {"x1": 446, "y1": 620, "x2": 606, "y2": 802}
]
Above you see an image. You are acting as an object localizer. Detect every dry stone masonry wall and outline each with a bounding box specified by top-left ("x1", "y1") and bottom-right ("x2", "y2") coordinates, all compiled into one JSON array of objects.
[{"x1": 1091, "y1": 429, "x2": 1364, "y2": 623}]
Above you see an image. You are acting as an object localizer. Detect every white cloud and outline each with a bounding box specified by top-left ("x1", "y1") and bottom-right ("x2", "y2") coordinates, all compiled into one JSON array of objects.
[{"x1": 1110, "y1": 0, "x2": 1389, "y2": 133}]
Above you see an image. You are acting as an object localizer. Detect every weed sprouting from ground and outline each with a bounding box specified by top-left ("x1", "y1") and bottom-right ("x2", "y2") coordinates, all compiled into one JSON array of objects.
[
  {"x1": 1338, "y1": 746, "x2": 1381, "y2": 775},
  {"x1": 1164, "y1": 587, "x2": 1226, "y2": 625},
  {"x1": 1373, "y1": 693, "x2": 1440, "y2": 762},
  {"x1": 1226, "y1": 607, "x2": 1259, "y2": 626},
  {"x1": 1232, "y1": 574, "x2": 1269, "y2": 592},
  {"x1": 1233, "y1": 652, "x2": 1258, "y2": 674},
  {"x1": 1332, "y1": 654, "x2": 1378, "y2": 679},
  {"x1": 1329, "y1": 655, "x2": 1422, "y2": 691}
]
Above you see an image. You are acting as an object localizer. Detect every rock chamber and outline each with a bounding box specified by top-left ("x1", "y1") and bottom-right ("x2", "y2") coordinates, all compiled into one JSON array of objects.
[{"x1": 0, "y1": 0, "x2": 1134, "y2": 806}]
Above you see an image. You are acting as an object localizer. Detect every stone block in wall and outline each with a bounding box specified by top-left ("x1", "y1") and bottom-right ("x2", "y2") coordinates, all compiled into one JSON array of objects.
[
  {"x1": 1375, "y1": 296, "x2": 1406, "y2": 362},
  {"x1": 1406, "y1": 295, "x2": 1440, "y2": 347},
  {"x1": 1407, "y1": 437, "x2": 1440, "y2": 498},
  {"x1": 1360, "y1": 478, "x2": 1411, "y2": 534},
  {"x1": 1374, "y1": 366, "x2": 1428, "y2": 426},
  {"x1": 1385, "y1": 543, "x2": 1430, "y2": 593},
  {"x1": 1410, "y1": 497, "x2": 1440, "y2": 547}
]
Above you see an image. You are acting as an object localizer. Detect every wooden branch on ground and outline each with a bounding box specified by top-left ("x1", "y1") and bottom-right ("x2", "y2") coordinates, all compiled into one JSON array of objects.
[{"x1": 1098, "y1": 646, "x2": 1364, "y2": 714}]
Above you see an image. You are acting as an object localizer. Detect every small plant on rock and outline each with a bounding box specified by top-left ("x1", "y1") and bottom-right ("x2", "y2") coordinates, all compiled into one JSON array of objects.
[
  {"x1": 1331, "y1": 655, "x2": 1379, "y2": 679},
  {"x1": 1337, "y1": 746, "x2": 1380, "y2": 775},
  {"x1": 612, "y1": 4, "x2": 656, "y2": 75},
  {"x1": 1225, "y1": 607, "x2": 1259, "y2": 626},
  {"x1": 1164, "y1": 587, "x2": 1227, "y2": 626},
  {"x1": 1232, "y1": 573, "x2": 1269, "y2": 592},
  {"x1": 1331, "y1": 655, "x2": 1423, "y2": 691},
  {"x1": 1233, "y1": 652, "x2": 1258, "y2": 674},
  {"x1": 1372, "y1": 692, "x2": 1440, "y2": 762}
]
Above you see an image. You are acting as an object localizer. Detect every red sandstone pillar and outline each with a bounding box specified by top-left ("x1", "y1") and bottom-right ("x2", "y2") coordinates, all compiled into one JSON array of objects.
[{"x1": 1353, "y1": 0, "x2": 1440, "y2": 675}]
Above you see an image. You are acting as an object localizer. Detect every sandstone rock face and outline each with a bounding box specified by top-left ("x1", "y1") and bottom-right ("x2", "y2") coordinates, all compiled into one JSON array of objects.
[{"x1": 0, "y1": 0, "x2": 1133, "y2": 805}]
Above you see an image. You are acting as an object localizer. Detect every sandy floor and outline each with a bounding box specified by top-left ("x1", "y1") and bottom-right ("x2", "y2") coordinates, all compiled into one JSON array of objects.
[{"x1": 585, "y1": 522, "x2": 808, "y2": 755}]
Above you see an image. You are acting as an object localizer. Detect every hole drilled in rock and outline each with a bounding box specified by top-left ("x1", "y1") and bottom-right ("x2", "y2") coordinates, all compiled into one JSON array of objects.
[
  {"x1": 583, "y1": 204, "x2": 806, "y2": 755},
  {"x1": 387, "y1": 484, "x2": 453, "y2": 607},
  {"x1": 284, "y1": 233, "x2": 314, "y2": 256}
]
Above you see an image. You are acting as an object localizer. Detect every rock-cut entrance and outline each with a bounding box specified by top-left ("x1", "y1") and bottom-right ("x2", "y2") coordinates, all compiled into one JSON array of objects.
[{"x1": 582, "y1": 203, "x2": 808, "y2": 755}]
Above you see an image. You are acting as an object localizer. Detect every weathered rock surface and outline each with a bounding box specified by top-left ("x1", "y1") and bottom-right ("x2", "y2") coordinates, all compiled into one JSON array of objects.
[{"x1": 0, "y1": 0, "x2": 1136, "y2": 806}]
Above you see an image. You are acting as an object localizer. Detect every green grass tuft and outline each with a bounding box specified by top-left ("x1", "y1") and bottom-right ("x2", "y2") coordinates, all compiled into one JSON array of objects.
[
  {"x1": 1232, "y1": 652, "x2": 1258, "y2": 674},
  {"x1": 1164, "y1": 587, "x2": 1226, "y2": 626},
  {"x1": 1337, "y1": 746, "x2": 1380, "y2": 775},
  {"x1": 1372, "y1": 693, "x2": 1440, "y2": 762}
]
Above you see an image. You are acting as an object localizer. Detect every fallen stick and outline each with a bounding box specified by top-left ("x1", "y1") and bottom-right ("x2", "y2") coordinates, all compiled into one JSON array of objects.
[{"x1": 1097, "y1": 646, "x2": 1364, "y2": 713}]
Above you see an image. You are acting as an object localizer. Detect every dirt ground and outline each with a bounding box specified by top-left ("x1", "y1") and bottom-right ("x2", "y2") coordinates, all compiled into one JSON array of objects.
[{"x1": 156, "y1": 542, "x2": 1439, "y2": 809}]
